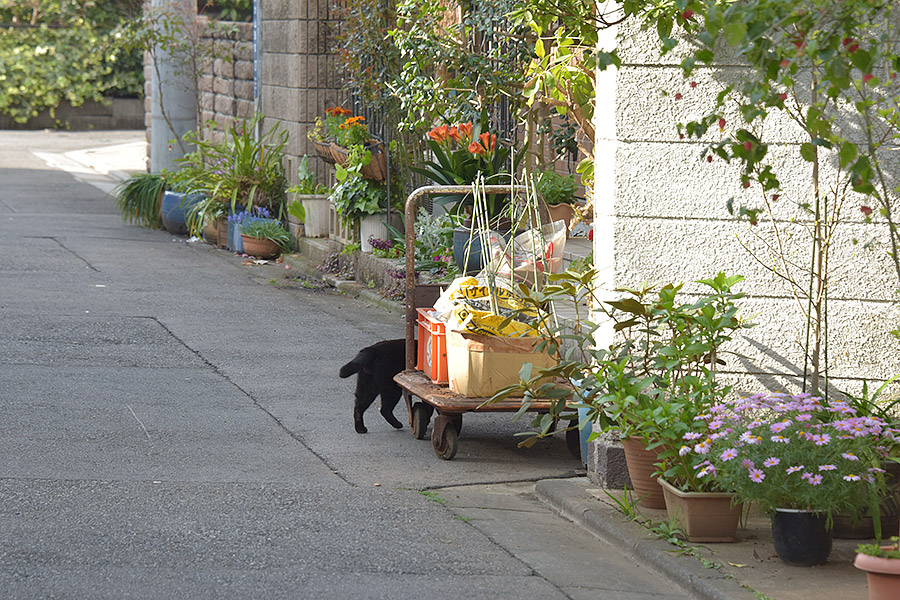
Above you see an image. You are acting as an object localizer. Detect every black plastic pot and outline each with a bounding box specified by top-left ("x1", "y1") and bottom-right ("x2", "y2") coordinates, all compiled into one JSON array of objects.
[
  {"x1": 452, "y1": 227, "x2": 511, "y2": 276},
  {"x1": 771, "y1": 509, "x2": 833, "y2": 566}
]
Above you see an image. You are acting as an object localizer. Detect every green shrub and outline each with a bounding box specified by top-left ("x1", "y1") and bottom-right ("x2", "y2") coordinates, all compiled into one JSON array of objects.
[{"x1": 0, "y1": 1, "x2": 143, "y2": 124}]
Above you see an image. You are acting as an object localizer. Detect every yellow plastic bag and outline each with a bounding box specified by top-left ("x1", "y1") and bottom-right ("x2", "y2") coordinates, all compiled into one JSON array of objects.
[{"x1": 445, "y1": 277, "x2": 541, "y2": 337}]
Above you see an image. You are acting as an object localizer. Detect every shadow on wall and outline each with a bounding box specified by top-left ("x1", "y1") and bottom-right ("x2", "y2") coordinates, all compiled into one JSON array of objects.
[{"x1": 735, "y1": 337, "x2": 868, "y2": 399}]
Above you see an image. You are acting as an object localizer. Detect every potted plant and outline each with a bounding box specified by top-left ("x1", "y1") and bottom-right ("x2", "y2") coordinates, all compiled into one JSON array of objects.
[
  {"x1": 411, "y1": 119, "x2": 524, "y2": 273},
  {"x1": 228, "y1": 207, "x2": 273, "y2": 254},
  {"x1": 287, "y1": 155, "x2": 331, "y2": 240},
  {"x1": 239, "y1": 218, "x2": 292, "y2": 259},
  {"x1": 490, "y1": 271, "x2": 749, "y2": 514},
  {"x1": 179, "y1": 115, "x2": 289, "y2": 218},
  {"x1": 535, "y1": 168, "x2": 579, "y2": 233},
  {"x1": 599, "y1": 274, "x2": 749, "y2": 511},
  {"x1": 308, "y1": 107, "x2": 387, "y2": 181},
  {"x1": 329, "y1": 147, "x2": 401, "y2": 251},
  {"x1": 114, "y1": 172, "x2": 168, "y2": 229},
  {"x1": 683, "y1": 392, "x2": 896, "y2": 566},
  {"x1": 855, "y1": 539, "x2": 900, "y2": 600}
]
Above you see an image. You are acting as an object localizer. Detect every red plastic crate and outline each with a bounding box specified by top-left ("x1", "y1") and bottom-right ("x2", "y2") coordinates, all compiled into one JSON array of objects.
[{"x1": 416, "y1": 308, "x2": 448, "y2": 384}]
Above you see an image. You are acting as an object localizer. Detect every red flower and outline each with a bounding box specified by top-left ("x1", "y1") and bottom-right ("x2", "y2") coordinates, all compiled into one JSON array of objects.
[
  {"x1": 843, "y1": 37, "x2": 860, "y2": 53},
  {"x1": 743, "y1": 141, "x2": 753, "y2": 151},
  {"x1": 861, "y1": 205, "x2": 873, "y2": 217},
  {"x1": 864, "y1": 73, "x2": 875, "y2": 84},
  {"x1": 674, "y1": 93, "x2": 683, "y2": 100},
  {"x1": 680, "y1": 10, "x2": 694, "y2": 20},
  {"x1": 718, "y1": 118, "x2": 726, "y2": 131}
]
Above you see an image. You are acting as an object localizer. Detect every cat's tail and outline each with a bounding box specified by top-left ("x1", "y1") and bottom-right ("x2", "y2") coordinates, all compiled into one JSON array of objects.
[{"x1": 339, "y1": 354, "x2": 364, "y2": 378}]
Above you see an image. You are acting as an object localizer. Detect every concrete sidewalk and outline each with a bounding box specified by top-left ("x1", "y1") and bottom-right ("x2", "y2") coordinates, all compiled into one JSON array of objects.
[{"x1": 53, "y1": 132, "x2": 875, "y2": 600}]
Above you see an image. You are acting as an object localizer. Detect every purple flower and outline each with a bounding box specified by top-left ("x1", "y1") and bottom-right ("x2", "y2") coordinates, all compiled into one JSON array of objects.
[
  {"x1": 719, "y1": 448, "x2": 738, "y2": 461},
  {"x1": 748, "y1": 468, "x2": 765, "y2": 483}
]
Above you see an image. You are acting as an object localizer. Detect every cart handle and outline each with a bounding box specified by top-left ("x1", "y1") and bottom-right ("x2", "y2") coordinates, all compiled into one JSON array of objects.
[{"x1": 403, "y1": 184, "x2": 537, "y2": 371}]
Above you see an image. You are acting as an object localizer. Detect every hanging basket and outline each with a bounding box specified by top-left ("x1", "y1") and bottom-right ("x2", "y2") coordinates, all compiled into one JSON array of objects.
[
  {"x1": 330, "y1": 140, "x2": 388, "y2": 182},
  {"x1": 310, "y1": 140, "x2": 335, "y2": 164}
]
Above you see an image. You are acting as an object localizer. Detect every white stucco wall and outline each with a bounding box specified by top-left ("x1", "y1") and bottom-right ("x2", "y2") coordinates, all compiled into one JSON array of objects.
[{"x1": 594, "y1": 19, "x2": 900, "y2": 396}]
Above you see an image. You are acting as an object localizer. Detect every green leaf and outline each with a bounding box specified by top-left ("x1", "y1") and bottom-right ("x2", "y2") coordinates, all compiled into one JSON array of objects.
[
  {"x1": 800, "y1": 142, "x2": 816, "y2": 162},
  {"x1": 723, "y1": 21, "x2": 747, "y2": 47},
  {"x1": 839, "y1": 143, "x2": 857, "y2": 169}
]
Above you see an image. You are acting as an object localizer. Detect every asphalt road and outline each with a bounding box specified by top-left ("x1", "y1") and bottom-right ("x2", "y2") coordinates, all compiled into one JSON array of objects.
[{"x1": 0, "y1": 130, "x2": 689, "y2": 599}]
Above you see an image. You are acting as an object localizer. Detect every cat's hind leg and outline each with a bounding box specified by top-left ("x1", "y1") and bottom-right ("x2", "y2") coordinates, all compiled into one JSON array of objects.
[
  {"x1": 354, "y1": 384, "x2": 378, "y2": 434},
  {"x1": 379, "y1": 383, "x2": 404, "y2": 429}
]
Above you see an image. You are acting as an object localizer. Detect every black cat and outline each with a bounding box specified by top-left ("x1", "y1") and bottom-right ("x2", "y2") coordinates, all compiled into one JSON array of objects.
[{"x1": 339, "y1": 339, "x2": 407, "y2": 434}]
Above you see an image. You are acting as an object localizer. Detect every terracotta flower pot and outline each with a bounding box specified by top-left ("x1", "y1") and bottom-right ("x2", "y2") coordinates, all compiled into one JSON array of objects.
[
  {"x1": 546, "y1": 203, "x2": 576, "y2": 236},
  {"x1": 658, "y1": 478, "x2": 741, "y2": 542},
  {"x1": 855, "y1": 547, "x2": 900, "y2": 600},
  {"x1": 621, "y1": 436, "x2": 666, "y2": 509},
  {"x1": 240, "y1": 235, "x2": 280, "y2": 259}
]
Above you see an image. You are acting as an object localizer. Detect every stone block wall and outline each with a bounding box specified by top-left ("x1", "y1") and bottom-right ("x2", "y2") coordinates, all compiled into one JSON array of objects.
[
  {"x1": 592, "y1": 20, "x2": 900, "y2": 395},
  {"x1": 258, "y1": 0, "x2": 345, "y2": 190},
  {"x1": 199, "y1": 22, "x2": 255, "y2": 139}
]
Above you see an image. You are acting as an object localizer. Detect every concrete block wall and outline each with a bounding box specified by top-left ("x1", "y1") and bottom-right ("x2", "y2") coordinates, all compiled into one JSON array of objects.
[
  {"x1": 593, "y1": 19, "x2": 900, "y2": 396},
  {"x1": 198, "y1": 22, "x2": 255, "y2": 141},
  {"x1": 258, "y1": 0, "x2": 345, "y2": 190}
]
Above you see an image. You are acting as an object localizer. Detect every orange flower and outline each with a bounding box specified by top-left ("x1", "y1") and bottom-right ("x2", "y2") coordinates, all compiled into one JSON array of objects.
[
  {"x1": 458, "y1": 121, "x2": 473, "y2": 140},
  {"x1": 468, "y1": 141, "x2": 485, "y2": 156},
  {"x1": 339, "y1": 115, "x2": 366, "y2": 129},
  {"x1": 448, "y1": 126, "x2": 462, "y2": 143},
  {"x1": 427, "y1": 124, "x2": 451, "y2": 143},
  {"x1": 326, "y1": 106, "x2": 352, "y2": 117},
  {"x1": 478, "y1": 132, "x2": 497, "y2": 152}
]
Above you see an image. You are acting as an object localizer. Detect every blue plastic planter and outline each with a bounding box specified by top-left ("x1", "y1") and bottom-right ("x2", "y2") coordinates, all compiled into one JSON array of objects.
[
  {"x1": 161, "y1": 192, "x2": 202, "y2": 235},
  {"x1": 231, "y1": 222, "x2": 244, "y2": 254},
  {"x1": 577, "y1": 406, "x2": 593, "y2": 467}
]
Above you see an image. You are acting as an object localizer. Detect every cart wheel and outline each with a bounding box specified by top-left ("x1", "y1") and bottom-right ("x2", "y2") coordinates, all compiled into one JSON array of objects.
[
  {"x1": 432, "y1": 421, "x2": 459, "y2": 460},
  {"x1": 565, "y1": 427, "x2": 582, "y2": 460},
  {"x1": 411, "y1": 403, "x2": 430, "y2": 440},
  {"x1": 450, "y1": 415, "x2": 462, "y2": 436}
]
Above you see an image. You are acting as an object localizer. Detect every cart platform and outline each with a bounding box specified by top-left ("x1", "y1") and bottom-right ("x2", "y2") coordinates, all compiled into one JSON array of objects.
[{"x1": 394, "y1": 369, "x2": 576, "y2": 460}]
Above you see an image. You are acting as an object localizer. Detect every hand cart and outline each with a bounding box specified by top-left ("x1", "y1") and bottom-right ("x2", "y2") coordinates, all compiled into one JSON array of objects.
[{"x1": 394, "y1": 185, "x2": 579, "y2": 460}]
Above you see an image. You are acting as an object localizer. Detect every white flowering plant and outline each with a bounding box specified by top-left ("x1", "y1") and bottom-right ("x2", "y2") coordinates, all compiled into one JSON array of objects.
[{"x1": 672, "y1": 392, "x2": 898, "y2": 525}]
